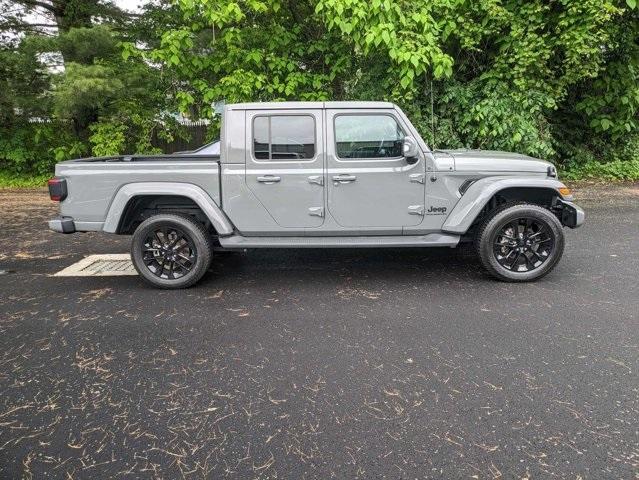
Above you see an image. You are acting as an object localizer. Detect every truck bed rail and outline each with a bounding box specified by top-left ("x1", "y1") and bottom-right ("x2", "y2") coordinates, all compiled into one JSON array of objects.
[{"x1": 65, "y1": 154, "x2": 221, "y2": 163}]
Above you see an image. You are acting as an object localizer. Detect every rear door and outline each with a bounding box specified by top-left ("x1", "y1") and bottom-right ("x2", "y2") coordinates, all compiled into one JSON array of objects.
[
  {"x1": 325, "y1": 109, "x2": 425, "y2": 229},
  {"x1": 245, "y1": 109, "x2": 324, "y2": 229}
]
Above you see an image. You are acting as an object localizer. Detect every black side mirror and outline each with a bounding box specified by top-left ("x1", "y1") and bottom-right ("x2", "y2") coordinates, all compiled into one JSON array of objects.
[{"x1": 403, "y1": 136, "x2": 419, "y2": 164}]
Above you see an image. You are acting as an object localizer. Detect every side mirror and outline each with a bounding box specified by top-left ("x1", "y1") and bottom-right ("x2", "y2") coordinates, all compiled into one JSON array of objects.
[{"x1": 402, "y1": 136, "x2": 419, "y2": 164}]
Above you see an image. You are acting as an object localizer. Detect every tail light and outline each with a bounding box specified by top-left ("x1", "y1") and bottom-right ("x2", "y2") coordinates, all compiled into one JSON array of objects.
[{"x1": 48, "y1": 177, "x2": 67, "y2": 201}]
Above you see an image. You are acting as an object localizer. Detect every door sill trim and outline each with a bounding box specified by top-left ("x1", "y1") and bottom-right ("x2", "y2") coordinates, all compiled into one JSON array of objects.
[{"x1": 218, "y1": 233, "x2": 460, "y2": 249}]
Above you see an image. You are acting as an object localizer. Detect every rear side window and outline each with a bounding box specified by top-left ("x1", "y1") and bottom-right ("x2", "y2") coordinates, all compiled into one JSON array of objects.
[
  {"x1": 252, "y1": 115, "x2": 315, "y2": 161},
  {"x1": 335, "y1": 114, "x2": 404, "y2": 159}
]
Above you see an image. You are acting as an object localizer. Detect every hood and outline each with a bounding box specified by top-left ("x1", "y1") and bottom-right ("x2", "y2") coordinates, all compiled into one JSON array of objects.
[{"x1": 435, "y1": 149, "x2": 553, "y2": 173}]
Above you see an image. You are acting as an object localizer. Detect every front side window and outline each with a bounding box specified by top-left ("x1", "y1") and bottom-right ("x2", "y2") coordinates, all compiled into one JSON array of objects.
[
  {"x1": 335, "y1": 115, "x2": 404, "y2": 159},
  {"x1": 253, "y1": 115, "x2": 315, "y2": 161}
]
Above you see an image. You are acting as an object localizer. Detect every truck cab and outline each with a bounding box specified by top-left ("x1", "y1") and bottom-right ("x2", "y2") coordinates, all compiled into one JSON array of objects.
[{"x1": 220, "y1": 101, "x2": 458, "y2": 237}]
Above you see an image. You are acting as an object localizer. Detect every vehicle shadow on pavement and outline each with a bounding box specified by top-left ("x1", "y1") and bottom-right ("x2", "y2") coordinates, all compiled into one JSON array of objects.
[{"x1": 206, "y1": 246, "x2": 486, "y2": 286}]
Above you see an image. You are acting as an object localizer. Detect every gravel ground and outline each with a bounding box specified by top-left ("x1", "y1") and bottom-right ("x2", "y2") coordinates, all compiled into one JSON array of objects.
[{"x1": 0, "y1": 184, "x2": 637, "y2": 479}]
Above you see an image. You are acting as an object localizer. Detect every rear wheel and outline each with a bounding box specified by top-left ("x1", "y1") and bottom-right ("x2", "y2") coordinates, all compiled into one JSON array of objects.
[
  {"x1": 131, "y1": 213, "x2": 212, "y2": 289},
  {"x1": 476, "y1": 203, "x2": 565, "y2": 282}
]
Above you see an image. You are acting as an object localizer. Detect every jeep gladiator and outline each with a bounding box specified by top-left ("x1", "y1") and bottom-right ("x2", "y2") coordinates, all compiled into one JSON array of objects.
[{"x1": 48, "y1": 101, "x2": 585, "y2": 288}]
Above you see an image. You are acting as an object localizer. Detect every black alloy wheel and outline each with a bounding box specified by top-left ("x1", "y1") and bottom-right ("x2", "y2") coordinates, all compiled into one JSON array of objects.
[
  {"x1": 131, "y1": 213, "x2": 212, "y2": 289},
  {"x1": 492, "y1": 217, "x2": 555, "y2": 273},
  {"x1": 142, "y1": 225, "x2": 197, "y2": 280},
  {"x1": 476, "y1": 203, "x2": 565, "y2": 282}
]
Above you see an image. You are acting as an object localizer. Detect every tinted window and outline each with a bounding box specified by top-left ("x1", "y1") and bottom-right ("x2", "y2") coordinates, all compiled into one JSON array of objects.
[
  {"x1": 252, "y1": 115, "x2": 315, "y2": 161},
  {"x1": 253, "y1": 117, "x2": 270, "y2": 159},
  {"x1": 335, "y1": 115, "x2": 404, "y2": 159}
]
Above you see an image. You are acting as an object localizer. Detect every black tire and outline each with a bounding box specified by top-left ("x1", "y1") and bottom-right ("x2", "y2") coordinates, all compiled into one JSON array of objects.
[
  {"x1": 475, "y1": 202, "x2": 565, "y2": 282},
  {"x1": 131, "y1": 213, "x2": 212, "y2": 289}
]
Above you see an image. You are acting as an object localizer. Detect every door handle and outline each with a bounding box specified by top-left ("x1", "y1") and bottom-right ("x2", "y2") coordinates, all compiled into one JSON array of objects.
[
  {"x1": 257, "y1": 175, "x2": 281, "y2": 184},
  {"x1": 307, "y1": 175, "x2": 324, "y2": 186},
  {"x1": 408, "y1": 205, "x2": 425, "y2": 216},
  {"x1": 332, "y1": 174, "x2": 357, "y2": 184}
]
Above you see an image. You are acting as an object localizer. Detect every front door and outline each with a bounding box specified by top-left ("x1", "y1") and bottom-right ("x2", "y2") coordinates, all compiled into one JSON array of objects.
[
  {"x1": 245, "y1": 109, "x2": 324, "y2": 229},
  {"x1": 325, "y1": 110, "x2": 425, "y2": 229}
]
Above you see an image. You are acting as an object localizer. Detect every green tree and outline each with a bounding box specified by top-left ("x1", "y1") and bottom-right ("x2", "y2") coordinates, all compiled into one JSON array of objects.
[
  {"x1": 0, "y1": 0, "x2": 167, "y2": 173},
  {"x1": 142, "y1": 0, "x2": 637, "y2": 167},
  {"x1": 2, "y1": 0, "x2": 638, "y2": 181}
]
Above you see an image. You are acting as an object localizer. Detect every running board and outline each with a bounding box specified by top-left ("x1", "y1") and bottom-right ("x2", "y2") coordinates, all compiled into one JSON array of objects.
[{"x1": 218, "y1": 233, "x2": 460, "y2": 249}]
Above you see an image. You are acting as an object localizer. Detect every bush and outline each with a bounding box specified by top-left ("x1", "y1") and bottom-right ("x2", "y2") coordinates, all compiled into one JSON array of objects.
[
  {"x1": 0, "y1": 122, "x2": 80, "y2": 177},
  {"x1": 0, "y1": 171, "x2": 49, "y2": 188},
  {"x1": 562, "y1": 159, "x2": 639, "y2": 181}
]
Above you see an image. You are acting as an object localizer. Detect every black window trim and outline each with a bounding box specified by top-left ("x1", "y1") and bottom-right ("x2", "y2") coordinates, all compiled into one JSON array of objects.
[
  {"x1": 333, "y1": 112, "x2": 406, "y2": 162},
  {"x1": 251, "y1": 113, "x2": 317, "y2": 163}
]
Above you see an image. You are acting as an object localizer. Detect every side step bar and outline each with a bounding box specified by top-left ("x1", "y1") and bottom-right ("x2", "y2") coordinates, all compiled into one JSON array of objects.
[{"x1": 218, "y1": 233, "x2": 460, "y2": 249}]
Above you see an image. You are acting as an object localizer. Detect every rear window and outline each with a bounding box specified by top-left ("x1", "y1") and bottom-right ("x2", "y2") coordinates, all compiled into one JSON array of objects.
[{"x1": 253, "y1": 115, "x2": 316, "y2": 161}]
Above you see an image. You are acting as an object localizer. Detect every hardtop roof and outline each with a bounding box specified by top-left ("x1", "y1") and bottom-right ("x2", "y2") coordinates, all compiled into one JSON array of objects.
[{"x1": 226, "y1": 101, "x2": 395, "y2": 110}]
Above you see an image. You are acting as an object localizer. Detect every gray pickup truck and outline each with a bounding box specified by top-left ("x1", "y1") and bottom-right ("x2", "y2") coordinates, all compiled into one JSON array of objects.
[{"x1": 48, "y1": 101, "x2": 584, "y2": 288}]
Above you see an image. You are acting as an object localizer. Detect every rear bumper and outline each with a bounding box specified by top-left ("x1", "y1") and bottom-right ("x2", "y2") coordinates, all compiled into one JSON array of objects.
[
  {"x1": 556, "y1": 199, "x2": 585, "y2": 228},
  {"x1": 49, "y1": 217, "x2": 105, "y2": 233},
  {"x1": 48, "y1": 216, "x2": 76, "y2": 234}
]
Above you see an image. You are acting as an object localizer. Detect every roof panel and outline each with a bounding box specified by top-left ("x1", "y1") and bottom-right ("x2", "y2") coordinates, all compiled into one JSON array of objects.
[
  {"x1": 226, "y1": 101, "x2": 396, "y2": 110},
  {"x1": 324, "y1": 101, "x2": 395, "y2": 109},
  {"x1": 227, "y1": 102, "x2": 323, "y2": 110}
]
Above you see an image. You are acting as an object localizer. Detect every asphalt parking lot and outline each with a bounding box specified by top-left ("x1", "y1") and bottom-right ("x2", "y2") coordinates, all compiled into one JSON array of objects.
[{"x1": 1, "y1": 184, "x2": 637, "y2": 479}]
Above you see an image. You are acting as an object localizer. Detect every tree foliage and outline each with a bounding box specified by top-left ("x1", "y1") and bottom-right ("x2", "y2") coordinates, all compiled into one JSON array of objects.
[
  {"x1": 0, "y1": 1, "x2": 178, "y2": 170},
  {"x1": 1, "y1": 0, "x2": 638, "y2": 179}
]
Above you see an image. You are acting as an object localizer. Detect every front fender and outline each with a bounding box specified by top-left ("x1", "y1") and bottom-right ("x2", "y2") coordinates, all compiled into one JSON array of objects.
[
  {"x1": 441, "y1": 176, "x2": 568, "y2": 234},
  {"x1": 102, "y1": 182, "x2": 234, "y2": 235}
]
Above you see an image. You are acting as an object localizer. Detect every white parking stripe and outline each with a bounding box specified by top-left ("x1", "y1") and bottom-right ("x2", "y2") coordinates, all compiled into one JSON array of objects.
[{"x1": 54, "y1": 254, "x2": 137, "y2": 277}]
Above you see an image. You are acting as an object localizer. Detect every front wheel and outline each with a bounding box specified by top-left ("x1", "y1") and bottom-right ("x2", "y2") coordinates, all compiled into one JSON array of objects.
[
  {"x1": 475, "y1": 203, "x2": 565, "y2": 282},
  {"x1": 131, "y1": 213, "x2": 212, "y2": 289}
]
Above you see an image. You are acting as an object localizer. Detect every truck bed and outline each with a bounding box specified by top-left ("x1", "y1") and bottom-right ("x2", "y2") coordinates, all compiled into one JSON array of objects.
[{"x1": 54, "y1": 154, "x2": 222, "y2": 230}]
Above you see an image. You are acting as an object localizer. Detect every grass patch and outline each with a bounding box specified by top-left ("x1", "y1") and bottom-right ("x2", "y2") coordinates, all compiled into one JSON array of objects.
[{"x1": 0, "y1": 171, "x2": 49, "y2": 188}]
